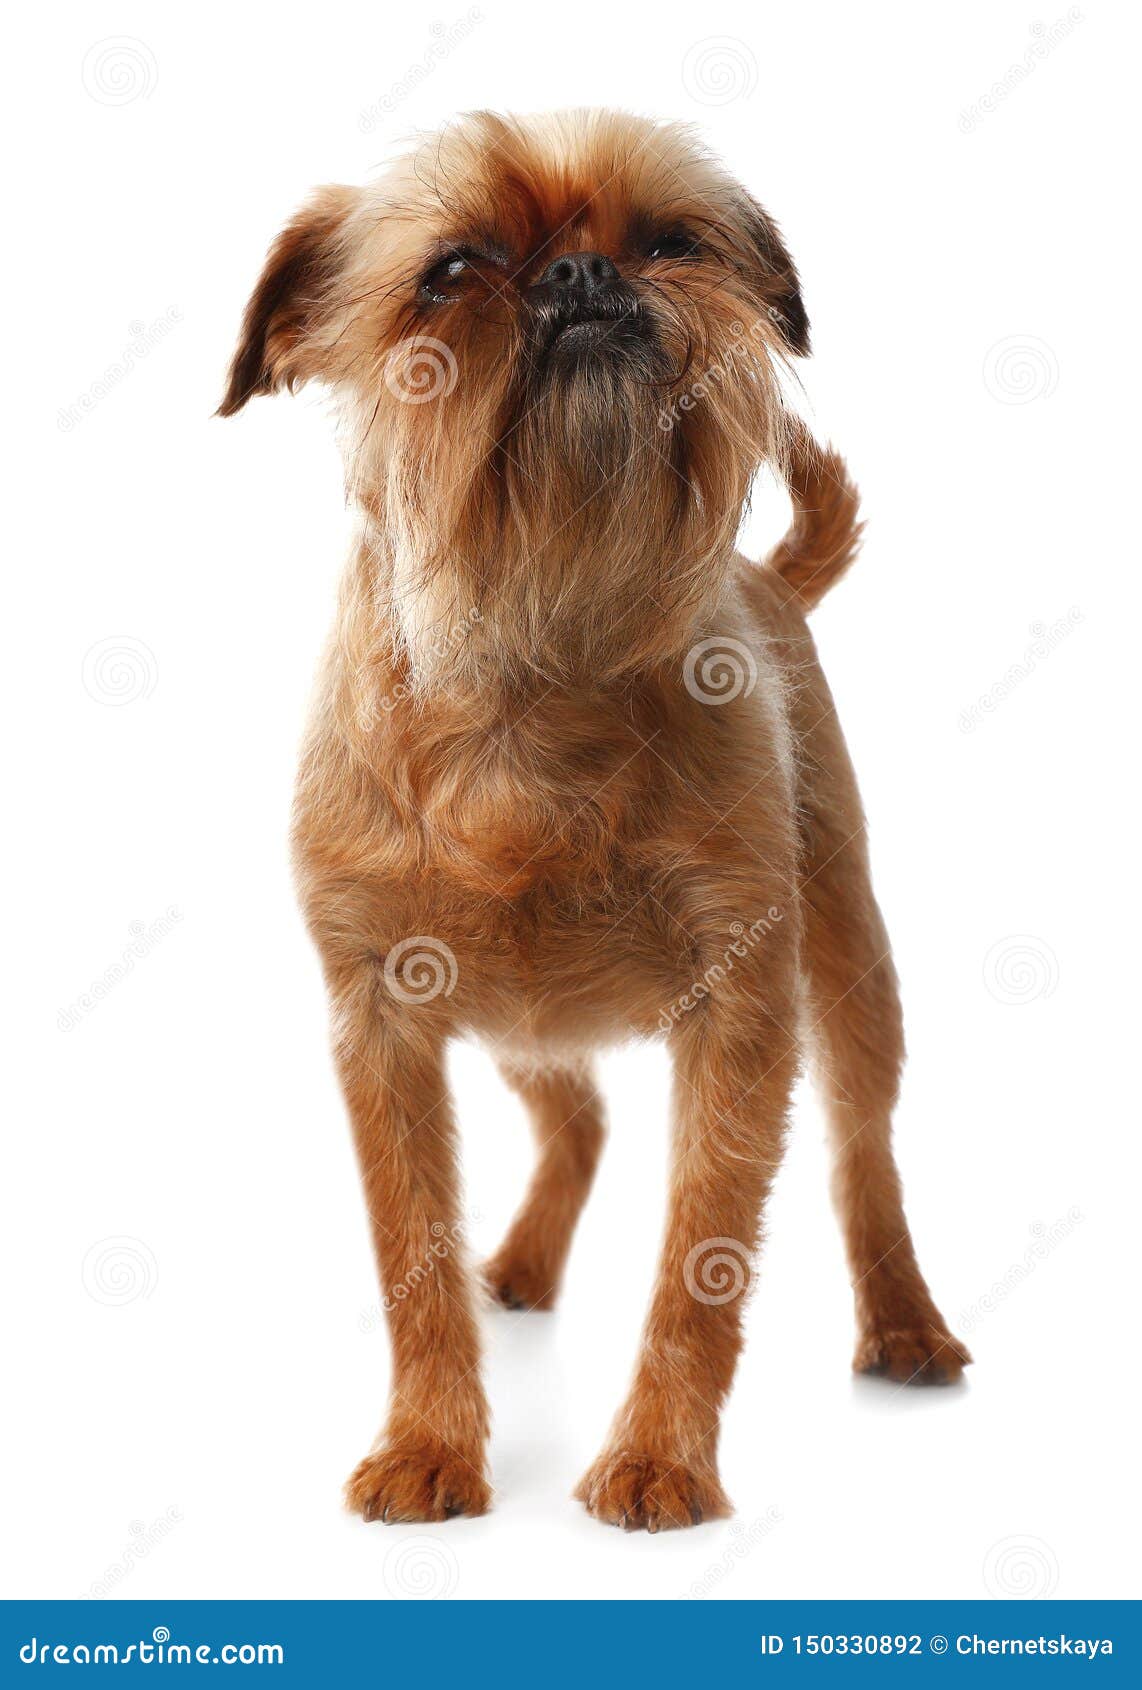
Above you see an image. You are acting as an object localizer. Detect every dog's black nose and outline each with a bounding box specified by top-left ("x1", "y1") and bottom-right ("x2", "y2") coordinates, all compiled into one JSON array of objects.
[{"x1": 536, "y1": 251, "x2": 619, "y2": 293}]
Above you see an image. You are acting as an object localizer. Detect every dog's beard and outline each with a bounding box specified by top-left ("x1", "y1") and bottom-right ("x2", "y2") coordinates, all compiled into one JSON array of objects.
[
  {"x1": 518, "y1": 350, "x2": 672, "y2": 496},
  {"x1": 369, "y1": 301, "x2": 787, "y2": 689}
]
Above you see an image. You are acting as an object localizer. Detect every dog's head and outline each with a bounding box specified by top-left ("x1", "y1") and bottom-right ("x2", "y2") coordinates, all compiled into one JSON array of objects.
[{"x1": 221, "y1": 110, "x2": 809, "y2": 677}]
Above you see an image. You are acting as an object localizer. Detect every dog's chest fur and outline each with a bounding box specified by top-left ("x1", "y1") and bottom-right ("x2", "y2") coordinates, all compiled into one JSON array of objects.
[{"x1": 294, "y1": 601, "x2": 800, "y2": 1048}]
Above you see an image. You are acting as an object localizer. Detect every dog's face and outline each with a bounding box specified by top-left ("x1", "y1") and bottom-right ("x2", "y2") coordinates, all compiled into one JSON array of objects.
[{"x1": 221, "y1": 110, "x2": 809, "y2": 678}]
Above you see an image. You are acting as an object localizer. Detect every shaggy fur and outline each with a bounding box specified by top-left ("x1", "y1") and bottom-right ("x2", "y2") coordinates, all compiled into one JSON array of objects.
[{"x1": 221, "y1": 109, "x2": 969, "y2": 1532}]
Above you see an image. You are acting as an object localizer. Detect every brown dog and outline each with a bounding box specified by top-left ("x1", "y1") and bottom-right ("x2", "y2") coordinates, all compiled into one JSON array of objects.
[{"x1": 220, "y1": 109, "x2": 969, "y2": 1531}]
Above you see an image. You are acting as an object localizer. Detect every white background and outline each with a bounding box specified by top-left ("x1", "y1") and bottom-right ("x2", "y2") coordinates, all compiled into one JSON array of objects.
[{"x1": 4, "y1": 0, "x2": 1139, "y2": 1604}]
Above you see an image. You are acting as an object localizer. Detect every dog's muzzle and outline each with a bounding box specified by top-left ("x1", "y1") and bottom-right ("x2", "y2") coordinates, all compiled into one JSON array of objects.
[{"x1": 526, "y1": 250, "x2": 648, "y2": 365}]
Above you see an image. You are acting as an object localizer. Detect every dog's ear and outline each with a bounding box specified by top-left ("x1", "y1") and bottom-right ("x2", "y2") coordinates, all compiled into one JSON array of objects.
[
  {"x1": 218, "y1": 185, "x2": 358, "y2": 417},
  {"x1": 736, "y1": 196, "x2": 810, "y2": 358}
]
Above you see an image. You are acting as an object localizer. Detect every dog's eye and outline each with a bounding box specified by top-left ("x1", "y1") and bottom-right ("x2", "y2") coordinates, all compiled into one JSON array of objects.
[
  {"x1": 420, "y1": 251, "x2": 476, "y2": 302},
  {"x1": 645, "y1": 231, "x2": 701, "y2": 261}
]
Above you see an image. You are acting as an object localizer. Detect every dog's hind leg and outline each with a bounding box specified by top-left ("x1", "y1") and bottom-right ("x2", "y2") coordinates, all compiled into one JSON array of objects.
[
  {"x1": 482, "y1": 1060, "x2": 606, "y2": 1311},
  {"x1": 798, "y1": 762, "x2": 971, "y2": 1385}
]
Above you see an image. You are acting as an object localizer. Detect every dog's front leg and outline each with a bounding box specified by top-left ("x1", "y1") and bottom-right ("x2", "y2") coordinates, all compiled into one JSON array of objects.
[
  {"x1": 576, "y1": 1017, "x2": 798, "y2": 1531},
  {"x1": 329, "y1": 960, "x2": 491, "y2": 1523}
]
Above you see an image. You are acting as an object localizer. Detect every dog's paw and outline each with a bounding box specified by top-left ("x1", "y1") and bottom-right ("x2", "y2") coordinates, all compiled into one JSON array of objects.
[
  {"x1": 574, "y1": 1451, "x2": 729, "y2": 1532},
  {"x1": 480, "y1": 1249, "x2": 559, "y2": 1312},
  {"x1": 346, "y1": 1443, "x2": 491, "y2": 1523},
  {"x1": 854, "y1": 1325, "x2": 972, "y2": 1386}
]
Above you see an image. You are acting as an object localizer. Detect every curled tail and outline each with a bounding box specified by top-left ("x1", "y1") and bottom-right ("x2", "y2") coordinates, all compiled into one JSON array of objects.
[{"x1": 766, "y1": 421, "x2": 863, "y2": 611}]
